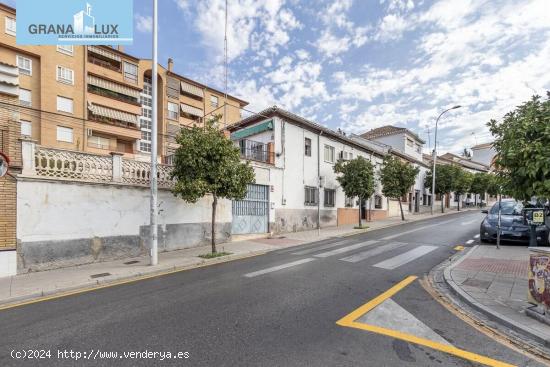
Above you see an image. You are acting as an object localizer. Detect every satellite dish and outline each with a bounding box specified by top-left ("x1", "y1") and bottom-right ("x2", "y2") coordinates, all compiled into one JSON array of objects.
[{"x1": 0, "y1": 152, "x2": 9, "y2": 177}]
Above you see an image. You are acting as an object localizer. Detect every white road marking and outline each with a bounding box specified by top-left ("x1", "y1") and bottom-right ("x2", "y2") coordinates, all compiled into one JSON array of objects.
[
  {"x1": 244, "y1": 258, "x2": 316, "y2": 278},
  {"x1": 339, "y1": 242, "x2": 408, "y2": 263},
  {"x1": 460, "y1": 220, "x2": 476, "y2": 226},
  {"x1": 380, "y1": 219, "x2": 455, "y2": 240},
  {"x1": 291, "y1": 238, "x2": 357, "y2": 255},
  {"x1": 474, "y1": 234, "x2": 480, "y2": 239},
  {"x1": 373, "y1": 245, "x2": 438, "y2": 270},
  {"x1": 357, "y1": 298, "x2": 452, "y2": 346},
  {"x1": 314, "y1": 240, "x2": 379, "y2": 258},
  {"x1": 466, "y1": 239, "x2": 474, "y2": 245}
]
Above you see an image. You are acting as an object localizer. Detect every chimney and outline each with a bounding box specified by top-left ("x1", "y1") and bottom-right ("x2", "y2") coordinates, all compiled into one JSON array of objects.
[
  {"x1": 168, "y1": 58, "x2": 173, "y2": 72},
  {"x1": 117, "y1": 45, "x2": 124, "y2": 53}
]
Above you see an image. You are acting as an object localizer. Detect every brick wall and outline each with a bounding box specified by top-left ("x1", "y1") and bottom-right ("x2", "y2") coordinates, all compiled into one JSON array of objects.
[{"x1": 0, "y1": 93, "x2": 20, "y2": 249}]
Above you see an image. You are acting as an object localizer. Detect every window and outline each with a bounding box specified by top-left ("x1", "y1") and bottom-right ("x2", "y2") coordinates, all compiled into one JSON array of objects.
[
  {"x1": 57, "y1": 45, "x2": 74, "y2": 56},
  {"x1": 19, "y1": 89, "x2": 32, "y2": 107},
  {"x1": 406, "y1": 138, "x2": 414, "y2": 147},
  {"x1": 5, "y1": 16, "x2": 15, "y2": 36},
  {"x1": 56, "y1": 66, "x2": 74, "y2": 84},
  {"x1": 416, "y1": 144, "x2": 421, "y2": 153},
  {"x1": 374, "y1": 195, "x2": 382, "y2": 209},
  {"x1": 324, "y1": 189, "x2": 336, "y2": 207},
  {"x1": 56, "y1": 126, "x2": 73, "y2": 143},
  {"x1": 304, "y1": 138, "x2": 311, "y2": 156},
  {"x1": 324, "y1": 144, "x2": 335, "y2": 163},
  {"x1": 140, "y1": 118, "x2": 151, "y2": 130},
  {"x1": 16, "y1": 55, "x2": 32, "y2": 75},
  {"x1": 142, "y1": 108, "x2": 152, "y2": 119},
  {"x1": 139, "y1": 79, "x2": 152, "y2": 153},
  {"x1": 304, "y1": 186, "x2": 318, "y2": 206},
  {"x1": 56, "y1": 96, "x2": 73, "y2": 113},
  {"x1": 349, "y1": 153, "x2": 353, "y2": 160},
  {"x1": 167, "y1": 102, "x2": 179, "y2": 120},
  {"x1": 88, "y1": 135, "x2": 110, "y2": 150},
  {"x1": 123, "y1": 62, "x2": 138, "y2": 84},
  {"x1": 210, "y1": 95, "x2": 219, "y2": 108},
  {"x1": 20, "y1": 120, "x2": 31, "y2": 136}
]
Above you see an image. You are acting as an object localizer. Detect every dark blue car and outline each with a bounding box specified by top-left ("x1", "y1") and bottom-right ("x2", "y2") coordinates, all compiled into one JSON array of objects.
[{"x1": 480, "y1": 199, "x2": 549, "y2": 245}]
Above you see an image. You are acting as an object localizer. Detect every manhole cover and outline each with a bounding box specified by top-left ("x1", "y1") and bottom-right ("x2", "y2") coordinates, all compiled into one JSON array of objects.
[
  {"x1": 90, "y1": 272, "x2": 111, "y2": 279},
  {"x1": 123, "y1": 260, "x2": 140, "y2": 265},
  {"x1": 462, "y1": 278, "x2": 491, "y2": 289}
]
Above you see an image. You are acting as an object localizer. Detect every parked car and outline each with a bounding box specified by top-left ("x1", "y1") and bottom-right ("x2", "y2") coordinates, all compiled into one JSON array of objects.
[{"x1": 480, "y1": 199, "x2": 549, "y2": 245}]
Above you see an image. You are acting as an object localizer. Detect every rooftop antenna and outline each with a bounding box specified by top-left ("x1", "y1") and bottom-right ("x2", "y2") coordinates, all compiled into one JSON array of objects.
[
  {"x1": 426, "y1": 126, "x2": 431, "y2": 151},
  {"x1": 223, "y1": 0, "x2": 228, "y2": 128},
  {"x1": 471, "y1": 131, "x2": 478, "y2": 146}
]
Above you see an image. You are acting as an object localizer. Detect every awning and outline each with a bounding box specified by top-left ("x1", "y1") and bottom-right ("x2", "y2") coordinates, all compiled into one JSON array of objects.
[
  {"x1": 180, "y1": 103, "x2": 203, "y2": 117},
  {"x1": 231, "y1": 120, "x2": 273, "y2": 140},
  {"x1": 180, "y1": 81, "x2": 204, "y2": 98},
  {"x1": 88, "y1": 75, "x2": 140, "y2": 99},
  {"x1": 88, "y1": 103, "x2": 138, "y2": 126},
  {"x1": 88, "y1": 46, "x2": 121, "y2": 62}
]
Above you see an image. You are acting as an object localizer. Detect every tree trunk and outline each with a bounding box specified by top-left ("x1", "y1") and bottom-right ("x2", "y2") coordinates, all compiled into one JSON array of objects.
[
  {"x1": 358, "y1": 196, "x2": 362, "y2": 228},
  {"x1": 441, "y1": 194, "x2": 445, "y2": 213},
  {"x1": 398, "y1": 198, "x2": 405, "y2": 221},
  {"x1": 211, "y1": 195, "x2": 218, "y2": 254},
  {"x1": 457, "y1": 194, "x2": 460, "y2": 211}
]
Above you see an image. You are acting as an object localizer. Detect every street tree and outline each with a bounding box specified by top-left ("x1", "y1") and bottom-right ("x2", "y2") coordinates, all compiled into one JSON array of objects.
[
  {"x1": 171, "y1": 118, "x2": 255, "y2": 254},
  {"x1": 334, "y1": 156, "x2": 375, "y2": 228},
  {"x1": 488, "y1": 93, "x2": 550, "y2": 201},
  {"x1": 425, "y1": 164, "x2": 457, "y2": 213},
  {"x1": 470, "y1": 172, "x2": 491, "y2": 205},
  {"x1": 379, "y1": 156, "x2": 419, "y2": 221},
  {"x1": 454, "y1": 169, "x2": 474, "y2": 211}
]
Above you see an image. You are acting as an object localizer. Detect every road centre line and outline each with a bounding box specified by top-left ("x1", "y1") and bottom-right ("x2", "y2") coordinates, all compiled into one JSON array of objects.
[
  {"x1": 336, "y1": 276, "x2": 515, "y2": 367},
  {"x1": 339, "y1": 242, "x2": 408, "y2": 263},
  {"x1": 466, "y1": 239, "x2": 474, "y2": 245},
  {"x1": 243, "y1": 258, "x2": 316, "y2": 278},
  {"x1": 474, "y1": 234, "x2": 480, "y2": 239},
  {"x1": 314, "y1": 240, "x2": 379, "y2": 258},
  {"x1": 380, "y1": 219, "x2": 455, "y2": 240}
]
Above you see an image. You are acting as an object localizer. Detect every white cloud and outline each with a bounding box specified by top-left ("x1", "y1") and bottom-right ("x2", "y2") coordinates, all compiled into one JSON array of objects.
[{"x1": 135, "y1": 14, "x2": 152, "y2": 33}]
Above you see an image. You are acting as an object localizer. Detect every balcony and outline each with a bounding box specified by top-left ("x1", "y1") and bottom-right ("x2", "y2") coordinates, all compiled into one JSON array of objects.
[{"x1": 238, "y1": 139, "x2": 274, "y2": 165}]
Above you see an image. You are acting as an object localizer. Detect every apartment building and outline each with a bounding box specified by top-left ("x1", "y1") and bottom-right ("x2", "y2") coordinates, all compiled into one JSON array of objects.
[
  {"x1": 0, "y1": 3, "x2": 248, "y2": 162},
  {"x1": 228, "y1": 106, "x2": 389, "y2": 235}
]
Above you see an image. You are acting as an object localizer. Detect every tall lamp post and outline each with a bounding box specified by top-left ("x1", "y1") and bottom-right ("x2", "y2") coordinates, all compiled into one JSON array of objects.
[
  {"x1": 150, "y1": 0, "x2": 159, "y2": 265},
  {"x1": 430, "y1": 105, "x2": 462, "y2": 215}
]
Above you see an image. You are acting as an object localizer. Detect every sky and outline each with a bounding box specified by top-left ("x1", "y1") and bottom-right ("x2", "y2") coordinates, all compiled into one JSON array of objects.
[{"x1": 9, "y1": 0, "x2": 550, "y2": 154}]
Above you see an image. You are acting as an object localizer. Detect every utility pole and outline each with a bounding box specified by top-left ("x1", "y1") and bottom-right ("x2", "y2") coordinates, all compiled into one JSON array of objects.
[
  {"x1": 430, "y1": 105, "x2": 461, "y2": 215},
  {"x1": 150, "y1": 0, "x2": 158, "y2": 266}
]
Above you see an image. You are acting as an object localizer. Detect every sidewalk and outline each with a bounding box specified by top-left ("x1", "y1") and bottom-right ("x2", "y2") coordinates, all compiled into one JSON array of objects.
[
  {"x1": 444, "y1": 244, "x2": 550, "y2": 346},
  {"x1": 0, "y1": 208, "x2": 477, "y2": 308}
]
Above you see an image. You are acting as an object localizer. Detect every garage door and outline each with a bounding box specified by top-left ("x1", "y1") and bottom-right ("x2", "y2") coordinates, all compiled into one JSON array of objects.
[{"x1": 232, "y1": 184, "x2": 269, "y2": 234}]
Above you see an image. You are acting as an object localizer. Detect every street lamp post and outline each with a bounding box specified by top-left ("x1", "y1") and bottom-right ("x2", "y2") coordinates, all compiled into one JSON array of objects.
[
  {"x1": 150, "y1": 0, "x2": 159, "y2": 265},
  {"x1": 430, "y1": 105, "x2": 462, "y2": 215}
]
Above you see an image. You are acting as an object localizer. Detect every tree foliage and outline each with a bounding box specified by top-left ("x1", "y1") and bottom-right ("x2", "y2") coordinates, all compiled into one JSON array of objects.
[
  {"x1": 171, "y1": 118, "x2": 255, "y2": 253},
  {"x1": 380, "y1": 156, "x2": 419, "y2": 220},
  {"x1": 470, "y1": 173, "x2": 491, "y2": 197},
  {"x1": 488, "y1": 93, "x2": 550, "y2": 200},
  {"x1": 424, "y1": 164, "x2": 459, "y2": 212},
  {"x1": 454, "y1": 169, "x2": 473, "y2": 210},
  {"x1": 334, "y1": 156, "x2": 375, "y2": 227}
]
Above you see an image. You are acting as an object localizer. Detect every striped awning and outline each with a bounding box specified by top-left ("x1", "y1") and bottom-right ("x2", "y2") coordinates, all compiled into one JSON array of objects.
[
  {"x1": 88, "y1": 75, "x2": 140, "y2": 99},
  {"x1": 88, "y1": 46, "x2": 121, "y2": 62},
  {"x1": 88, "y1": 103, "x2": 138, "y2": 125},
  {"x1": 180, "y1": 103, "x2": 203, "y2": 117},
  {"x1": 180, "y1": 81, "x2": 204, "y2": 98}
]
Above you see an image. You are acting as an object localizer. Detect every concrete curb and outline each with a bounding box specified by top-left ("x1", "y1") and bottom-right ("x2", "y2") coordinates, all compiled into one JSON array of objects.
[
  {"x1": 443, "y1": 245, "x2": 550, "y2": 347},
  {"x1": 1, "y1": 209, "x2": 479, "y2": 309},
  {"x1": 0, "y1": 250, "x2": 269, "y2": 309}
]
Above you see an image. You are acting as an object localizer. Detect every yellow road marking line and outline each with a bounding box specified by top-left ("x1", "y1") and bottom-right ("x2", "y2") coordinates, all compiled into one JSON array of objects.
[
  {"x1": 336, "y1": 275, "x2": 516, "y2": 367},
  {"x1": 454, "y1": 245, "x2": 465, "y2": 251},
  {"x1": 0, "y1": 251, "x2": 265, "y2": 312}
]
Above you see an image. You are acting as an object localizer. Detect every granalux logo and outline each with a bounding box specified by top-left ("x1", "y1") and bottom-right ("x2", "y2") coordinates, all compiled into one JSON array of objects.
[{"x1": 17, "y1": 0, "x2": 133, "y2": 45}]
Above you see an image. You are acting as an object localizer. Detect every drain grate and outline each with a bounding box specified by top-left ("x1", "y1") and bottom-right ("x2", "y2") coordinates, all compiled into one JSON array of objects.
[
  {"x1": 123, "y1": 260, "x2": 140, "y2": 265},
  {"x1": 90, "y1": 272, "x2": 111, "y2": 279}
]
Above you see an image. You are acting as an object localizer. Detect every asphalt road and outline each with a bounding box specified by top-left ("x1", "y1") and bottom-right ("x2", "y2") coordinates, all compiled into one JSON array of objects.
[{"x1": 0, "y1": 211, "x2": 544, "y2": 367}]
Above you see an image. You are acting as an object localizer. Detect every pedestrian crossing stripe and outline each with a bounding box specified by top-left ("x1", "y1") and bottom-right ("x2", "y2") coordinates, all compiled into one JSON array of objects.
[{"x1": 336, "y1": 276, "x2": 515, "y2": 367}]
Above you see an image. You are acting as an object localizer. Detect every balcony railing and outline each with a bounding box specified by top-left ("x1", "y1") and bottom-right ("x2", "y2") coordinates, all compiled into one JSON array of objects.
[
  {"x1": 88, "y1": 55, "x2": 121, "y2": 72},
  {"x1": 238, "y1": 139, "x2": 274, "y2": 164}
]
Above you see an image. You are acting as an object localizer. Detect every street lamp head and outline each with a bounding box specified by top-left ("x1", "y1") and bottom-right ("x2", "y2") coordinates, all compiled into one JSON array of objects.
[{"x1": 452, "y1": 105, "x2": 462, "y2": 109}]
